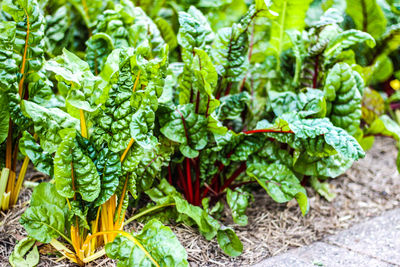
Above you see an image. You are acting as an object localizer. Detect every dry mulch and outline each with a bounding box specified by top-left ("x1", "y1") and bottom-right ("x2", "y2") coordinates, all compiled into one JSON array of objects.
[{"x1": 1, "y1": 137, "x2": 399, "y2": 266}]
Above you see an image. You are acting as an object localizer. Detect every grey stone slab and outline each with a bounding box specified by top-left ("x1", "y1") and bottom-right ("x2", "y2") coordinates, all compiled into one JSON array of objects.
[
  {"x1": 253, "y1": 242, "x2": 392, "y2": 267},
  {"x1": 252, "y1": 253, "x2": 309, "y2": 267},
  {"x1": 325, "y1": 208, "x2": 400, "y2": 265}
]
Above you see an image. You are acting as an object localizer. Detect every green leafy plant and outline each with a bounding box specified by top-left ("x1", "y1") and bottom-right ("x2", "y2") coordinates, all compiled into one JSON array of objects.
[
  {"x1": 6, "y1": 0, "x2": 400, "y2": 266},
  {"x1": 0, "y1": 0, "x2": 61, "y2": 211}
]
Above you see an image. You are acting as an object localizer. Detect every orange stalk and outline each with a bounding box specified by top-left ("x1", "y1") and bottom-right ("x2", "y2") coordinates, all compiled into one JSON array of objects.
[
  {"x1": 115, "y1": 174, "x2": 129, "y2": 229},
  {"x1": 100, "y1": 208, "x2": 109, "y2": 244},
  {"x1": 107, "y1": 198, "x2": 114, "y2": 240},
  {"x1": 90, "y1": 207, "x2": 101, "y2": 253},
  {"x1": 79, "y1": 110, "x2": 88, "y2": 139},
  {"x1": 5, "y1": 121, "x2": 12, "y2": 170},
  {"x1": 120, "y1": 138, "x2": 135, "y2": 163},
  {"x1": 18, "y1": 9, "x2": 30, "y2": 97},
  {"x1": 133, "y1": 70, "x2": 141, "y2": 93}
]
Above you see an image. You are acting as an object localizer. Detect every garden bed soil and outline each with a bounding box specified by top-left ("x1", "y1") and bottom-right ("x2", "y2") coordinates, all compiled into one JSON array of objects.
[{"x1": 0, "y1": 137, "x2": 399, "y2": 267}]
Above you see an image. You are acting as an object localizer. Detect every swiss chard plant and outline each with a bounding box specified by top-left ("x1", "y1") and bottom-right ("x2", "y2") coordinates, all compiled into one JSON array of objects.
[
  {"x1": 17, "y1": 41, "x2": 189, "y2": 265},
  {"x1": 5, "y1": 0, "x2": 400, "y2": 266},
  {"x1": 307, "y1": 0, "x2": 400, "y2": 171},
  {"x1": 0, "y1": 0, "x2": 64, "y2": 211}
]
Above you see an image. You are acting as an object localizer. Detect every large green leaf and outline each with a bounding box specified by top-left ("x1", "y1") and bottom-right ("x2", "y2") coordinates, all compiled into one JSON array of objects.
[
  {"x1": 269, "y1": 88, "x2": 326, "y2": 118},
  {"x1": 246, "y1": 162, "x2": 309, "y2": 215},
  {"x1": 256, "y1": 114, "x2": 365, "y2": 160},
  {"x1": 216, "y1": 92, "x2": 251, "y2": 121},
  {"x1": 2, "y1": 0, "x2": 54, "y2": 111},
  {"x1": 19, "y1": 131, "x2": 53, "y2": 176},
  {"x1": 269, "y1": 0, "x2": 313, "y2": 58},
  {"x1": 159, "y1": 104, "x2": 208, "y2": 158},
  {"x1": 21, "y1": 100, "x2": 80, "y2": 153},
  {"x1": 217, "y1": 227, "x2": 243, "y2": 257},
  {"x1": 86, "y1": 2, "x2": 166, "y2": 74},
  {"x1": 92, "y1": 46, "x2": 167, "y2": 152},
  {"x1": 178, "y1": 6, "x2": 214, "y2": 60},
  {"x1": 123, "y1": 137, "x2": 174, "y2": 190},
  {"x1": 324, "y1": 30, "x2": 375, "y2": 59},
  {"x1": 294, "y1": 153, "x2": 354, "y2": 178},
  {"x1": 346, "y1": 0, "x2": 387, "y2": 39},
  {"x1": 323, "y1": 63, "x2": 362, "y2": 136},
  {"x1": 0, "y1": 93, "x2": 10, "y2": 143},
  {"x1": 211, "y1": 24, "x2": 249, "y2": 83},
  {"x1": 0, "y1": 21, "x2": 17, "y2": 93},
  {"x1": 106, "y1": 219, "x2": 189, "y2": 267},
  {"x1": 54, "y1": 129, "x2": 100, "y2": 202},
  {"x1": 93, "y1": 148, "x2": 121, "y2": 207},
  {"x1": 130, "y1": 106, "x2": 158, "y2": 150},
  {"x1": 45, "y1": 48, "x2": 101, "y2": 113},
  {"x1": 146, "y1": 180, "x2": 243, "y2": 256},
  {"x1": 20, "y1": 183, "x2": 66, "y2": 243}
]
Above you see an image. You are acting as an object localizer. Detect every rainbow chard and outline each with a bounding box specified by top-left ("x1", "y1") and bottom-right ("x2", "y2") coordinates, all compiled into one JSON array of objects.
[{"x1": 18, "y1": 42, "x2": 188, "y2": 265}]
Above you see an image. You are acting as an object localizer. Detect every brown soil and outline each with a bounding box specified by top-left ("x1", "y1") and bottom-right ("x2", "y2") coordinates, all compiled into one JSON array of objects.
[{"x1": 1, "y1": 137, "x2": 399, "y2": 267}]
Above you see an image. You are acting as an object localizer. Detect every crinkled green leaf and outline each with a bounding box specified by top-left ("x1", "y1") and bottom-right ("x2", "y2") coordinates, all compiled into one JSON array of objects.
[
  {"x1": 256, "y1": 114, "x2": 365, "y2": 160},
  {"x1": 130, "y1": 106, "x2": 157, "y2": 149},
  {"x1": 269, "y1": 88, "x2": 326, "y2": 118},
  {"x1": 216, "y1": 92, "x2": 251, "y2": 121},
  {"x1": 323, "y1": 63, "x2": 362, "y2": 135},
  {"x1": 93, "y1": 148, "x2": 121, "y2": 207},
  {"x1": 159, "y1": 104, "x2": 208, "y2": 158},
  {"x1": 2, "y1": 0, "x2": 53, "y2": 110},
  {"x1": 21, "y1": 100, "x2": 80, "y2": 153},
  {"x1": 123, "y1": 137, "x2": 174, "y2": 190},
  {"x1": 0, "y1": 21, "x2": 17, "y2": 93},
  {"x1": 178, "y1": 6, "x2": 214, "y2": 60},
  {"x1": 66, "y1": 200, "x2": 90, "y2": 230},
  {"x1": 294, "y1": 153, "x2": 354, "y2": 178},
  {"x1": 92, "y1": 47, "x2": 167, "y2": 152},
  {"x1": 246, "y1": 162, "x2": 309, "y2": 215},
  {"x1": 0, "y1": 93, "x2": 10, "y2": 143},
  {"x1": 45, "y1": 49, "x2": 101, "y2": 113},
  {"x1": 211, "y1": 24, "x2": 249, "y2": 82},
  {"x1": 324, "y1": 30, "x2": 375, "y2": 59},
  {"x1": 19, "y1": 131, "x2": 53, "y2": 176},
  {"x1": 146, "y1": 179, "x2": 220, "y2": 240},
  {"x1": 54, "y1": 129, "x2": 100, "y2": 202}
]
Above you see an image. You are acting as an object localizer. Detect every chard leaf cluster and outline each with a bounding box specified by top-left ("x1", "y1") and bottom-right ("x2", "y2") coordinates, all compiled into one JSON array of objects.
[{"x1": 1, "y1": 0, "x2": 400, "y2": 266}]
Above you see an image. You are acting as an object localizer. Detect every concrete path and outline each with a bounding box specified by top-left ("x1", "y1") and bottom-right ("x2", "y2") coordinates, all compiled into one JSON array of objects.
[{"x1": 253, "y1": 208, "x2": 400, "y2": 267}]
